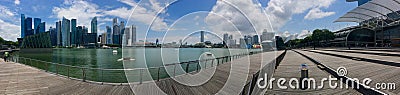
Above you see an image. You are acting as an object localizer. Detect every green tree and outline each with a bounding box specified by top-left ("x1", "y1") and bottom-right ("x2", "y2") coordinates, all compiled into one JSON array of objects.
[{"x1": 0, "y1": 37, "x2": 4, "y2": 44}]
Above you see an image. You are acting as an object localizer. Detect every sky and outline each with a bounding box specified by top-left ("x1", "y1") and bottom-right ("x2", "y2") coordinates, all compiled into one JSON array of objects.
[{"x1": 0, "y1": 0, "x2": 359, "y2": 43}]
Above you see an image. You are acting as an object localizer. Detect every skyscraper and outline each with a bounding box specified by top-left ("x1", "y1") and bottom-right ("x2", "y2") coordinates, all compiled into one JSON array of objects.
[
  {"x1": 119, "y1": 21, "x2": 125, "y2": 44},
  {"x1": 56, "y1": 21, "x2": 62, "y2": 46},
  {"x1": 91, "y1": 17, "x2": 97, "y2": 33},
  {"x1": 34, "y1": 18, "x2": 41, "y2": 34},
  {"x1": 124, "y1": 25, "x2": 136, "y2": 46},
  {"x1": 71, "y1": 19, "x2": 77, "y2": 46},
  {"x1": 200, "y1": 31, "x2": 205, "y2": 42},
  {"x1": 24, "y1": 17, "x2": 33, "y2": 36},
  {"x1": 76, "y1": 26, "x2": 84, "y2": 46},
  {"x1": 223, "y1": 33, "x2": 229, "y2": 44},
  {"x1": 21, "y1": 14, "x2": 25, "y2": 38},
  {"x1": 38, "y1": 22, "x2": 45, "y2": 33},
  {"x1": 101, "y1": 33, "x2": 107, "y2": 45},
  {"x1": 49, "y1": 27, "x2": 57, "y2": 46},
  {"x1": 253, "y1": 35, "x2": 259, "y2": 44},
  {"x1": 62, "y1": 17, "x2": 71, "y2": 47},
  {"x1": 106, "y1": 26, "x2": 112, "y2": 44}
]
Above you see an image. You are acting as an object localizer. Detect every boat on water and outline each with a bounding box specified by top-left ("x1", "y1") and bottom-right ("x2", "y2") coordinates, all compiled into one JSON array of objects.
[
  {"x1": 117, "y1": 57, "x2": 136, "y2": 61},
  {"x1": 112, "y1": 50, "x2": 118, "y2": 53}
]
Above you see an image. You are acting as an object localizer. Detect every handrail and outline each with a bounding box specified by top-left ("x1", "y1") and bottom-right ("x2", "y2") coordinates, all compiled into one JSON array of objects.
[{"x1": 10, "y1": 50, "x2": 263, "y2": 84}]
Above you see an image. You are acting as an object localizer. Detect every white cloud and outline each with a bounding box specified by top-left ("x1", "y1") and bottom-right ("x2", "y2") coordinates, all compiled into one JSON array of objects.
[
  {"x1": 0, "y1": 5, "x2": 19, "y2": 41},
  {"x1": 304, "y1": 8, "x2": 335, "y2": 20},
  {"x1": 296, "y1": 30, "x2": 312, "y2": 39},
  {"x1": 265, "y1": 0, "x2": 335, "y2": 30},
  {"x1": 205, "y1": 0, "x2": 271, "y2": 40},
  {"x1": 0, "y1": 5, "x2": 16, "y2": 19},
  {"x1": 14, "y1": 0, "x2": 20, "y2": 5},
  {"x1": 0, "y1": 19, "x2": 20, "y2": 41},
  {"x1": 52, "y1": 1, "x2": 103, "y2": 32},
  {"x1": 104, "y1": 0, "x2": 170, "y2": 31}
]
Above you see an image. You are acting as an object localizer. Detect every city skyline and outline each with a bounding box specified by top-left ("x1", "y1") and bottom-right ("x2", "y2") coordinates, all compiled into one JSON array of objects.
[{"x1": 1, "y1": 0, "x2": 359, "y2": 43}]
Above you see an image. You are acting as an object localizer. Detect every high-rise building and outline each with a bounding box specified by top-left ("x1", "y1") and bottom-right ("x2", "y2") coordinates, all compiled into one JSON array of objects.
[
  {"x1": 62, "y1": 17, "x2": 71, "y2": 47},
  {"x1": 120, "y1": 21, "x2": 125, "y2": 34},
  {"x1": 21, "y1": 14, "x2": 25, "y2": 38},
  {"x1": 91, "y1": 17, "x2": 97, "y2": 33},
  {"x1": 223, "y1": 33, "x2": 229, "y2": 44},
  {"x1": 113, "y1": 18, "x2": 118, "y2": 27},
  {"x1": 76, "y1": 26, "x2": 84, "y2": 46},
  {"x1": 56, "y1": 21, "x2": 62, "y2": 46},
  {"x1": 124, "y1": 25, "x2": 136, "y2": 46},
  {"x1": 49, "y1": 27, "x2": 57, "y2": 46},
  {"x1": 244, "y1": 35, "x2": 253, "y2": 45},
  {"x1": 261, "y1": 29, "x2": 274, "y2": 41},
  {"x1": 101, "y1": 33, "x2": 107, "y2": 45},
  {"x1": 24, "y1": 17, "x2": 33, "y2": 36},
  {"x1": 112, "y1": 18, "x2": 121, "y2": 45},
  {"x1": 71, "y1": 19, "x2": 77, "y2": 46},
  {"x1": 239, "y1": 38, "x2": 246, "y2": 48},
  {"x1": 38, "y1": 22, "x2": 45, "y2": 33},
  {"x1": 34, "y1": 18, "x2": 41, "y2": 34},
  {"x1": 106, "y1": 26, "x2": 112, "y2": 44},
  {"x1": 200, "y1": 31, "x2": 205, "y2": 42},
  {"x1": 253, "y1": 35, "x2": 259, "y2": 44}
]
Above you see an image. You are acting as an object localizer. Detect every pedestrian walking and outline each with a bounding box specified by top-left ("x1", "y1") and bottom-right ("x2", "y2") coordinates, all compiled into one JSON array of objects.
[{"x1": 4, "y1": 51, "x2": 9, "y2": 62}]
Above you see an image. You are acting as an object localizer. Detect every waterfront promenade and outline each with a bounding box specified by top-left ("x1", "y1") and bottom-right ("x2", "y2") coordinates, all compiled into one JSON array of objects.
[
  {"x1": 2, "y1": 48, "x2": 398, "y2": 94},
  {"x1": 298, "y1": 48, "x2": 400, "y2": 94},
  {"x1": 266, "y1": 50, "x2": 360, "y2": 94},
  {"x1": 0, "y1": 51, "x2": 285, "y2": 94},
  {"x1": 0, "y1": 59, "x2": 133, "y2": 94}
]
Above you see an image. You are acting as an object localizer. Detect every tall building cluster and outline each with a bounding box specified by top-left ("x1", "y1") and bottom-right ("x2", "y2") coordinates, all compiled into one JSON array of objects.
[
  {"x1": 99, "y1": 18, "x2": 136, "y2": 46},
  {"x1": 223, "y1": 33, "x2": 236, "y2": 47},
  {"x1": 20, "y1": 14, "x2": 137, "y2": 48}
]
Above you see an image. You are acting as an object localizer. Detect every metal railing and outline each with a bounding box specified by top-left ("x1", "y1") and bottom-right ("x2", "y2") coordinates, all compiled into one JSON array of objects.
[
  {"x1": 241, "y1": 50, "x2": 287, "y2": 95},
  {"x1": 8, "y1": 51, "x2": 263, "y2": 85}
]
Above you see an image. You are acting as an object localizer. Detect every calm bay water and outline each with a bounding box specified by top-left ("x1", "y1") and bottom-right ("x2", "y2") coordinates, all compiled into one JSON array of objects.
[{"x1": 15, "y1": 48, "x2": 261, "y2": 83}]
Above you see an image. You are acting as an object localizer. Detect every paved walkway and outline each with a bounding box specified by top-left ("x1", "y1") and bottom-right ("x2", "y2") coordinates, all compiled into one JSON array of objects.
[
  {"x1": 266, "y1": 51, "x2": 360, "y2": 94},
  {"x1": 0, "y1": 59, "x2": 133, "y2": 95},
  {"x1": 133, "y1": 51, "x2": 284, "y2": 94},
  {"x1": 320, "y1": 48, "x2": 400, "y2": 55},
  {"x1": 298, "y1": 49, "x2": 400, "y2": 94},
  {"x1": 0, "y1": 51, "x2": 284, "y2": 94},
  {"x1": 305, "y1": 49, "x2": 400, "y2": 67}
]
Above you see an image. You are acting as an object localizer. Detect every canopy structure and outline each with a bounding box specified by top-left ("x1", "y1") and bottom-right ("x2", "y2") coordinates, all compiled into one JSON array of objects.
[{"x1": 335, "y1": 0, "x2": 400, "y2": 23}]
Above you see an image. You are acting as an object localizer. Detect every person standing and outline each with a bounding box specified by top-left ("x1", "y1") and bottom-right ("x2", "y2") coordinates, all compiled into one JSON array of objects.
[{"x1": 4, "y1": 51, "x2": 9, "y2": 62}]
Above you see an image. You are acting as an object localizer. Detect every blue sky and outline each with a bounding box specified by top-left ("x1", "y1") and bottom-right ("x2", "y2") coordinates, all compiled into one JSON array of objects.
[{"x1": 0, "y1": 0, "x2": 358, "y2": 43}]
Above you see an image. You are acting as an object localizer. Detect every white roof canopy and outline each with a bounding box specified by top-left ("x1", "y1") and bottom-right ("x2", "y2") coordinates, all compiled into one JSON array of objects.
[{"x1": 335, "y1": 0, "x2": 400, "y2": 23}]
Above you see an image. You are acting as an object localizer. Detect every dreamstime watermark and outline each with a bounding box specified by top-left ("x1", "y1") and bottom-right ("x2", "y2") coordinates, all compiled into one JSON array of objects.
[{"x1": 257, "y1": 66, "x2": 396, "y2": 90}]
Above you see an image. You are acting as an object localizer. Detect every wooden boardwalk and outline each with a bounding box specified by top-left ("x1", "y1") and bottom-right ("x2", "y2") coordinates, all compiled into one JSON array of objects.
[
  {"x1": 266, "y1": 50, "x2": 360, "y2": 94},
  {"x1": 0, "y1": 51, "x2": 284, "y2": 94},
  {"x1": 0, "y1": 59, "x2": 133, "y2": 95},
  {"x1": 132, "y1": 51, "x2": 284, "y2": 95},
  {"x1": 299, "y1": 49, "x2": 400, "y2": 94}
]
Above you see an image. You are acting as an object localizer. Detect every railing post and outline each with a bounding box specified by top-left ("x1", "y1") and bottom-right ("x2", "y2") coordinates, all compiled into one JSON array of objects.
[
  {"x1": 196, "y1": 61, "x2": 201, "y2": 72},
  {"x1": 67, "y1": 66, "x2": 70, "y2": 78},
  {"x1": 204, "y1": 60, "x2": 207, "y2": 69},
  {"x1": 211, "y1": 59, "x2": 214, "y2": 67},
  {"x1": 185, "y1": 62, "x2": 189, "y2": 73},
  {"x1": 157, "y1": 67, "x2": 161, "y2": 81},
  {"x1": 101, "y1": 69, "x2": 104, "y2": 84},
  {"x1": 82, "y1": 68, "x2": 86, "y2": 82},
  {"x1": 140, "y1": 69, "x2": 143, "y2": 84},
  {"x1": 45, "y1": 62, "x2": 48, "y2": 72},
  {"x1": 217, "y1": 58, "x2": 220, "y2": 66},
  {"x1": 173, "y1": 64, "x2": 177, "y2": 77},
  {"x1": 226, "y1": 56, "x2": 228, "y2": 62},
  {"x1": 56, "y1": 64, "x2": 58, "y2": 74},
  {"x1": 30, "y1": 59, "x2": 33, "y2": 66}
]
